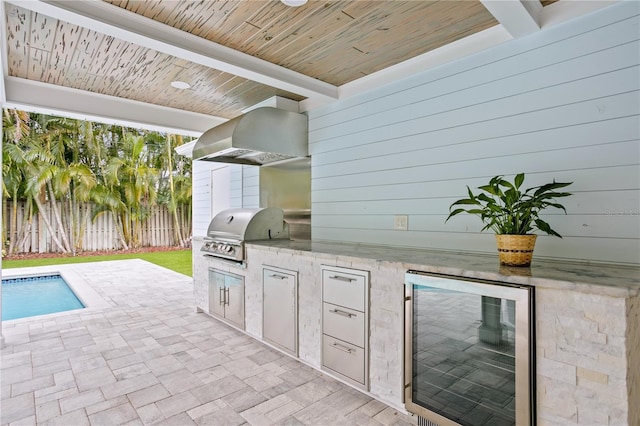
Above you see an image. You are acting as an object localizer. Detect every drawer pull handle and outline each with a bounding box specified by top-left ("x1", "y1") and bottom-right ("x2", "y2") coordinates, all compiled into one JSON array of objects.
[
  {"x1": 332, "y1": 342, "x2": 354, "y2": 354},
  {"x1": 330, "y1": 275, "x2": 356, "y2": 282},
  {"x1": 269, "y1": 274, "x2": 288, "y2": 280},
  {"x1": 329, "y1": 309, "x2": 355, "y2": 318}
]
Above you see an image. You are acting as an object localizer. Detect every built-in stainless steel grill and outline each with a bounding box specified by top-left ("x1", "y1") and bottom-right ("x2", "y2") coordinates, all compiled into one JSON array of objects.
[{"x1": 202, "y1": 208, "x2": 289, "y2": 262}]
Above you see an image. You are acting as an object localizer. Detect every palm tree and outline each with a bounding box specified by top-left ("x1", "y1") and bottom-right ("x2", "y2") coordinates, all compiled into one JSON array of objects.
[
  {"x1": 103, "y1": 132, "x2": 158, "y2": 248},
  {"x1": 86, "y1": 121, "x2": 131, "y2": 250},
  {"x1": 59, "y1": 118, "x2": 99, "y2": 252},
  {"x1": 172, "y1": 135, "x2": 192, "y2": 246},
  {"x1": 3, "y1": 110, "x2": 73, "y2": 254},
  {"x1": 20, "y1": 138, "x2": 70, "y2": 253},
  {"x1": 2, "y1": 109, "x2": 32, "y2": 254},
  {"x1": 3, "y1": 110, "x2": 192, "y2": 253},
  {"x1": 29, "y1": 114, "x2": 80, "y2": 254},
  {"x1": 8, "y1": 114, "x2": 99, "y2": 254},
  {"x1": 173, "y1": 165, "x2": 192, "y2": 245},
  {"x1": 90, "y1": 184, "x2": 130, "y2": 250},
  {"x1": 159, "y1": 133, "x2": 193, "y2": 247}
]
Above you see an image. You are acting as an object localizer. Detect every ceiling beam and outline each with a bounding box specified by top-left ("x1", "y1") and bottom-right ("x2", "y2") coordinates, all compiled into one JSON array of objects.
[
  {"x1": 9, "y1": 0, "x2": 339, "y2": 102},
  {"x1": 539, "y1": 0, "x2": 621, "y2": 28},
  {"x1": 480, "y1": 0, "x2": 541, "y2": 38},
  {"x1": 4, "y1": 77, "x2": 224, "y2": 136}
]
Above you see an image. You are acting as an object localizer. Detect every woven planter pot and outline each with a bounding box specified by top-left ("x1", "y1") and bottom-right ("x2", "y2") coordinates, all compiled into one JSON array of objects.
[{"x1": 495, "y1": 234, "x2": 537, "y2": 267}]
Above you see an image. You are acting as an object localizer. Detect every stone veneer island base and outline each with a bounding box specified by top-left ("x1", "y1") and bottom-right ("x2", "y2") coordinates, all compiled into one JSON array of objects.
[{"x1": 192, "y1": 236, "x2": 639, "y2": 426}]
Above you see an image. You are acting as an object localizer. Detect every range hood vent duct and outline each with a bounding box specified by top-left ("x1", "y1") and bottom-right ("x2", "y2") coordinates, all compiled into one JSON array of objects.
[{"x1": 193, "y1": 107, "x2": 308, "y2": 166}]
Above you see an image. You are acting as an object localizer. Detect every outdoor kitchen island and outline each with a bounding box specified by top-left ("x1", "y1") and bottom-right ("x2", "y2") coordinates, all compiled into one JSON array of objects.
[{"x1": 192, "y1": 236, "x2": 640, "y2": 425}]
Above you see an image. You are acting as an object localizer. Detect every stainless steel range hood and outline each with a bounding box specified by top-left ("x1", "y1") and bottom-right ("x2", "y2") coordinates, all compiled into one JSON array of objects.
[{"x1": 193, "y1": 107, "x2": 308, "y2": 166}]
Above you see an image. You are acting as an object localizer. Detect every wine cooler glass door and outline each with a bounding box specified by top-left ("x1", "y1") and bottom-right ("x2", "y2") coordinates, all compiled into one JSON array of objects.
[{"x1": 404, "y1": 271, "x2": 534, "y2": 426}]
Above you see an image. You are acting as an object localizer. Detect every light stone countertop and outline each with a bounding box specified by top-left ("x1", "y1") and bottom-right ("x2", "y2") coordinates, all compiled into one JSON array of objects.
[{"x1": 243, "y1": 239, "x2": 640, "y2": 297}]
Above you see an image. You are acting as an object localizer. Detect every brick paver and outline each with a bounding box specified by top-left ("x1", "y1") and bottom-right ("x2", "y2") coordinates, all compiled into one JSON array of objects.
[{"x1": 1, "y1": 260, "x2": 413, "y2": 425}]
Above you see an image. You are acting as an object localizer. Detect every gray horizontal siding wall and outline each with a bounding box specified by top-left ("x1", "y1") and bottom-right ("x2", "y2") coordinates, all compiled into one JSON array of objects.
[
  {"x1": 308, "y1": 2, "x2": 640, "y2": 265},
  {"x1": 192, "y1": 160, "x2": 215, "y2": 237},
  {"x1": 229, "y1": 164, "x2": 243, "y2": 209},
  {"x1": 193, "y1": 163, "x2": 257, "y2": 237},
  {"x1": 241, "y1": 165, "x2": 260, "y2": 209}
]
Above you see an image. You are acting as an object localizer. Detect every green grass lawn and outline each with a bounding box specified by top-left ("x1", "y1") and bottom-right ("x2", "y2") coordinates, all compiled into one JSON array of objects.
[{"x1": 2, "y1": 249, "x2": 193, "y2": 277}]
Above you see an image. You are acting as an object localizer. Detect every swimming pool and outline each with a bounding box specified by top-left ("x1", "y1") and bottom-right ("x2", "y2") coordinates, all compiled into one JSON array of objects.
[{"x1": 2, "y1": 274, "x2": 85, "y2": 321}]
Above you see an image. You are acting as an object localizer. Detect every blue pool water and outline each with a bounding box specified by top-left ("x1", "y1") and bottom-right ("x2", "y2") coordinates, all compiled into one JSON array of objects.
[{"x1": 2, "y1": 275, "x2": 85, "y2": 321}]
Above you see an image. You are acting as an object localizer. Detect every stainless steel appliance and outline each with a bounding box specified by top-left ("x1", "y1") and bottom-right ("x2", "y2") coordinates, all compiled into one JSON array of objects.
[
  {"x1": 321, "y1": 265, "x2": 370, "y2": 390},
  {"x1": 192, "y1": 107, "x2": 308, "y2": 166},
  {"x1": 193, "y1": 106, "x2": 312, "y2": 240},
  {"x1": 263, "y1": 266, "x2": 298, "y2": 355},
  {"x1": 404, "y1": 271, "x2": 535, "y2": 426},
  {"x1": 209, "y1": 268, "x2": 244, "y2": 329},
  {"x1": 201, "y1": 207, "x2": 289, "y2": 262},
  {"x1": 260, "y1": 157, "x2": 311, "y2": 240}
]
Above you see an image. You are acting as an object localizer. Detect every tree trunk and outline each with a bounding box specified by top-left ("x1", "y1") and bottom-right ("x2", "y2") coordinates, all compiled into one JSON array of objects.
[
  {"x1": 13, "y1": 199, "x2": 33, "y2": 254},
  {"x1": 47, "y1": 182, "x2": 73, "y2": 253},
  {"x1": 76, "y1": 203, "x2": 91, "y2": 251},
  {"x1": 68, "y1": 196, "x2": 77, "y2": 254},
  {"x1": 165, "y1": 135, "x2": 184, "y2": 247},
  {"x1": 32, "y1": 195, "x2": 68, "y2": 253},
  {"x1": 17, "y1": 210, "x2": 33, "y2": 253},
  {"x1": 8, "y1": 195, "x2": 18, "y2": 254},
  {"x1": 185, "y1": 204, "x2": 192, "y2": 246},
  {"x1": 114, "y1": 211, "x2": 129, "y2": 250}
]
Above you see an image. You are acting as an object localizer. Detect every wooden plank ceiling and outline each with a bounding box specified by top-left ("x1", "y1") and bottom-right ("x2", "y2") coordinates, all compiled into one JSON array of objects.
[{"x1": 4, "y1": 0, "x2": 556, "y2": 119}]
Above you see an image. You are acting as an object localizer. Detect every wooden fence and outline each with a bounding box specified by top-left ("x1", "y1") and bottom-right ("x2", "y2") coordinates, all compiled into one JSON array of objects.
[{"x1": 3, "y1": 201, "x2": 188, "y2": 254}]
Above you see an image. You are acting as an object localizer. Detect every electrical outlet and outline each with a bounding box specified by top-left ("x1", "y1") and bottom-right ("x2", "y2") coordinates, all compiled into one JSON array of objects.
[{"x1": 394, "y1": 215, "x2": 408, "y2": 231}]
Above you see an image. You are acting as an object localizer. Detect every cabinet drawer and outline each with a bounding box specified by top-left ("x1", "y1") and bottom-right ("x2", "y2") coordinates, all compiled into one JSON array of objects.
[
  {"x1": 322, "y1": 335, "x2": 365, "y2": 384},
  {"x1": 322, "y1": 269, "x2": 366, "y2": 311},
  {"x1": 323, "y1": 303, "x2": 365, "y2": 347}
]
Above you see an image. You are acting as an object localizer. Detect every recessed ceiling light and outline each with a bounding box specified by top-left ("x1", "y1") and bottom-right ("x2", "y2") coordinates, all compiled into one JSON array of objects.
[
  {"x1": 281, "y1": 0, "x2": 307, "y2": 6},
  {"x1": 171, "y1": 81, "x2": 191, "y2": 89}
]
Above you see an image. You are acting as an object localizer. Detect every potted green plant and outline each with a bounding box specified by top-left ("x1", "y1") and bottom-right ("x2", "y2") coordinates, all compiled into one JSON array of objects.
[{"x1": 446, "y1": 173, "x2": 572, "y2": 266}]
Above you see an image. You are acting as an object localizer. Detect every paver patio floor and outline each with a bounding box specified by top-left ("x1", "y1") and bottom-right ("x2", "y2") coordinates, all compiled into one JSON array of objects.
[{"x1": 1, "y1": 260, "x2": 414, "y2": 426}]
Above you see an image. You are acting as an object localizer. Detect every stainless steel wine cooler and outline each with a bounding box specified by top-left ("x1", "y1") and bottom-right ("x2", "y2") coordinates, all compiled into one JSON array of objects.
[{"x1": 404, "y1": 271, "x2": 535, "y2": 426}]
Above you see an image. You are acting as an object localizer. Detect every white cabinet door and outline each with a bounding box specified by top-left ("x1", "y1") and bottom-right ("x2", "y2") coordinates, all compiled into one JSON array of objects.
[{"x1": 263, "y1": 267, "x2": 297, "y2": 355}]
